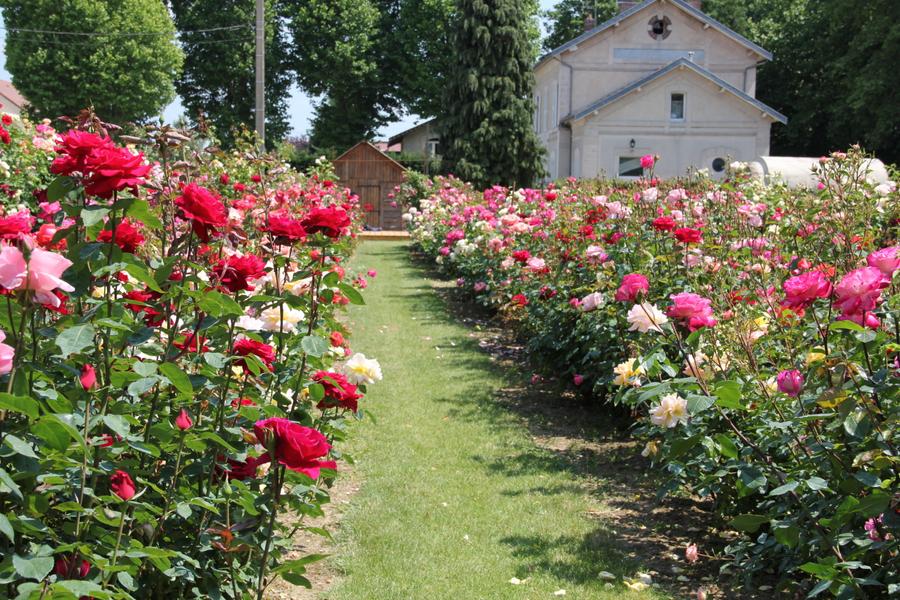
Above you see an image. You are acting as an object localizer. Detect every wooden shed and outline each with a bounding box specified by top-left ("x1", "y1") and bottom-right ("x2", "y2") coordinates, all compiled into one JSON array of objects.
[{"x1": 334, "y1": 141, "x2": 406, "y2": 230}]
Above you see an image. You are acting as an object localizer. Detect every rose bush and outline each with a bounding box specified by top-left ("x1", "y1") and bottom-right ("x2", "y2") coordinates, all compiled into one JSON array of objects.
[
  {"x1": 402, "y1": 149, "x2": 898, "y2": 597},
  {"x1": 0, "y1": 109, "x2": 382, "y2": 598}
]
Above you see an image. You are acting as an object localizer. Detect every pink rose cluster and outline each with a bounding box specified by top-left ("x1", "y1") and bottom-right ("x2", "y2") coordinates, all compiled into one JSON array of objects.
[
  {"x1": 782, "y1": 270, "x2": 832, "y2": 312},
  {"x1": 615, "y1": 273, "x2": 649, "y2": 302},
  {"x1": 0, "y1": 245, "x2": 74, "y2": 308},
  {"x1": 667, "y1": 292, "x2": 717, "y2": 331},
  {"x1": 833, "y1": 266, "x2": 890, "y2": 328}
]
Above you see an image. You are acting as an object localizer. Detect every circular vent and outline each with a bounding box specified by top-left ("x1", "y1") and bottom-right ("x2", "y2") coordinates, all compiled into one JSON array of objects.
[{"x1": 648, "y1": 15, "x2": 672, "y2": 40}]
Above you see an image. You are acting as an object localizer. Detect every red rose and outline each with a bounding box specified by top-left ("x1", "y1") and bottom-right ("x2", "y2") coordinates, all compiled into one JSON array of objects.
[
  {"x1": 512, "y1": 249, "x2": 531, "y2": 263},
  {"x1": 0, "y1": 211, "x2": 35, "y2": 239},
  {"x1": 123, "y1": 289, "x2": 165, "y2": 326},
  {"x1": 81, "y1": 145, "x2": 151, "y2": 198},
  {"x1": 261, "y1": 214, "x2": 306, "y2": 244},
  {"x1": 312, "y1": 370, "x2": 362, "y2": 412},
  {"x1": 175, "y1": 183, "x2": 228, "y2": 242},
  {"x1": 173, "y1": 332, "x2": 209, "y2": 353},
  {"x1": 301, "y1": 206, "x2": 351, "y2": 238},
  {"x1": 251, "y1": 174, "x2": 262, "y2": 183},
  {"x1": 51, "y1": 130, "x2": 114, "y2": 176},
  {"x1": 674, "y1": 227, "x2": 703, "y2": 244},
  {"x1": 97, "y1": 219, "x2": 145, "y2": 253},
  {"x1": 219, "y1": 173, "x2": 230, "y2": 185},
  {"x1": 175, "y1": 408, "x2": 193, "y2": 431},
  {"x1": 218, "y1": 455, "x2": 263, "y2": 480},
  {"x1": 615, "y1": 273, "x2": 650, "y2": 302},
  {"x1": 1, "y1": 114, "x2": 11, "y2": 126},
  {"x1": 329, "y1": 331, "x2": 344, "y2": 347},
  {"x1": 511, "y1": 293, "x2": 529, "y2": 307},
  {"x1": 232, "y1": 338, "x2": 276, "y2": 372},
  {"x1": 212, "y1": 254, "x2": 267, "y2": 293},
  {"x1": 110, "y1": 470, "x2": 136, "y2": 501},
  {"x1": 54, "y1": 555, "x2": 90, "y2": 579},
  {"x1": 79, "y1": 364, "x2": 97, "y2": 390},
  {"x1": 651, "y1": 216, "x2": 676, "y2": 232},
  {"x1": 253, "y1": 417, "x2": 337, "y2": 479}
]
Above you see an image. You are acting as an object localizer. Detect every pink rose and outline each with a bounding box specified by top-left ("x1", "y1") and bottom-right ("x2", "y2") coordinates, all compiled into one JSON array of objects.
[
  {"x1": 615, "y1": 273, "x2": 649, "y2": 302},
  {"x1": 640, "y1": 154, "x2": 655, "y2": 169},
  {"x1": 573, "y1": 374, "x2": 584, "y2": 386},
  {"x1": 0, "y1": 244, "x2": 27, "y2": 289},
  {"x1": 580, "y1": 292, "x2": 603, "y2": 312},
  {"x1": 24, "y1": 249, "x2": 75, "y2": 308},
  {"x1": 0, "y1": 330, "x2": 14, "y2": 375},
  {"x1": 776, "y1": 369, "x2": 803, "y2": 397},
  {"x1": 833, "y1": 267, "x2": 889, "y2": 320},
  {"x1": 866, "y1": 246, "x2": 899, "y2": 276},
  {"x1": 685, "y1": 542, "x2": 699, "y2": 563},
  {"x1": 667, "y1": 292, "x2": 717, "y2": 331},
  {"x1": 782, "y1": 270, "x2": 832, "y2": 311}
]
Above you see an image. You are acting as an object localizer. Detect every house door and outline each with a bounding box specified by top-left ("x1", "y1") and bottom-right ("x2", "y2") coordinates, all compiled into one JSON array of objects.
[{"x1": 357, "y1": 184, "x2": 381, "y2": 229}]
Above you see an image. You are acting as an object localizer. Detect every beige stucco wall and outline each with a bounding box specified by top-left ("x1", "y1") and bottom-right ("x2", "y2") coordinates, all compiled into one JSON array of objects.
[
  {"x1": 399, "y1": 123, "x2": 438, "y2": 156},
  {"x1": 0, "y1": 94, "x2": 21, "y2": 116},
  {"x1": 569, "y1": 66, "x2": 774, "y2": 180}
]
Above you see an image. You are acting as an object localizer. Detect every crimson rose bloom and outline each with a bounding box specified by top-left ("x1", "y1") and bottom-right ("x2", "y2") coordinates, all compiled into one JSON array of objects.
[
  {"x1": 110, "y1": 470, "x2": 136, "y2": 501},
  {"x1": 782, "y1": 270, "x2": 832, "y2": 311},
  {"x1": 313, "y1": 370, "x2": 363, "y2": 412},
  {"x1": 212, "y1": 254, "x2": 267, "y2": 293},
  {"x1": 512, "y1": 249, "x2": 531, "y2": 263},
  {"x1": 651, "y1": 216, "x2": 676, "y2": 232},
  {"x1": 667, "y1": 292, "x2": 717, "y2": 331},
  {"x1": 54, "y1": 555, "x2": 90, "y2": 579},
  {"x1": 51, "y1": 130, "x2": 114, "y2": 176},
  {"x1": 674, "y1": 227, "x2": 702, "y2": 244},
  {"x1": 0, "y1": 211, "x2": 35, "y2": 239},
  {"x1": 253, "y1": 417, "x2": 337, "y2": 479},
  {"x1": 301, "y1": 206, "x2": 351, "y2": 238},
  {"x1": 615, "y1": 273, "x2": 650, "y2": 302},
  {"x1": 81, "y1": 145, "x2": 151, "y2": 198},
  {"x1": 175, "y1": 183, "x2": 228, "y2": 242},
  {"x1": 123, "y1": 289, "x2": 165, "y2": 326},
  {"x1": 261, "y1": 214, "x2": 306, "y2": 244},
  {"x1": 232, "y1": 338, "x2": 276, "y2": 372},
  {"x1": 97, "y1": 219, "x2": 145, "y2": 253}
]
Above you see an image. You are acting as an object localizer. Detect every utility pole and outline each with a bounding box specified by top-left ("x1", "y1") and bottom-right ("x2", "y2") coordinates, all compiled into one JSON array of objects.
[{"x1": 254, "y1": 0, "x2": 265, "y2": 148}]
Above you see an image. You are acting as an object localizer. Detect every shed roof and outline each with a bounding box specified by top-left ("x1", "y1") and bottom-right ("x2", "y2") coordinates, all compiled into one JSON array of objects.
[
  {"x1": 562, "y1": 58, "x2": 787, "y2": 124},
  {"x1": 537, "y1": 0, "x2": 772, "y2": 68},
  {"x1": 334, "y1": 141, "x2": 407, "y2": 172}
]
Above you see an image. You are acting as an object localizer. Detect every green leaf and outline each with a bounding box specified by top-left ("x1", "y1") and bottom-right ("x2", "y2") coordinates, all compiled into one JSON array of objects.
[
  {"x1": 203, "y1": 352, "x2": 228, "y2": 368},
  {"x1": 800, "y1": 561, "x2": 838, "y2": 580},
  {"x1": 197, "y1": 291, "x2": 244, "y2": 318},
  {"x1": 82, "y1": 206, "x2": 110, "y2": 227},
  {"x1": 806, "y1": 476, "x2": 829, "y2": 491},
  {"x1": 301, "y1": 336, "x2": 328, "y2": 357},
  {"x1": 55, "y1": 324, "x2": 95, "y2": 358},
  {"x1": 125, "y1": 263, "x2": 163, "y2": 294},
  {"x1": 125, "y1": 198, "x2": 163, "y2": 229},
  {"x1": 47, "y1": 176, "x2": 77, "y2": 201},
  {"x1": 714, "y1": 380, "x2": 744, "y2": 409},
  {"x1": 128, "y1": 377, "x2": 158, "y2": 398},
  {"x1": 53, "y1": 580, "x2": 107, "y2": 598},
  {"x1": 686, "y1": 394, "x2": 714, "y2": 414},
  {"x1": 829, "y1": 320, "x2": 865, "y2": 332},
  {"x1": 338, "y1": 282, "x2": 365, "y2": 305},
  {"x1": 103, "y1": 414, "x2": 132, "y2": 438},
  {"x1": 769, "y1": 481, "x2": 799, "y2": 496},
  {"x1": 729, "y1": 514, "x2": 769, "y2": 533},
  {"x1": 773, "y1": 525, "x2": 799, "y2": 548},
  {"x1": 0, "y1": 468, "x2": 23, "y2": 501},
  {"x1": 714, "y1": 434, "x2": 738, "y2": 459},
  {"x1": 853, "y1": 491, "x2": 889, "y2": 517},
  {"x1": 0, "y1": 513, "x2": 14, "y2": 543},
  {"x1": 4, "y1": 434, "x2": 37, "y2": 458},
  {"x1": 853, "y1": 471, "x2": 881, "y2": 488},
  {"x1": 274, "y1": 554, "x2": 329, "y2": 573},
  {"x1": 13, "y1": 554, "x2": 54, "y2": 580},
  {"x1": 159, "y1": 363, "x2": 193, "y2": 395},
  {"x1": 0, "y1": 393, "x2": 39, "y2": 420},
  {"x1": 33, "y1": 416, "x2": 74, "y2": 452}
]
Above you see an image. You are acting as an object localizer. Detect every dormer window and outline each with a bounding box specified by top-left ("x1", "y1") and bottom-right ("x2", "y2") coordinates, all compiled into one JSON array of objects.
[
  {"x1": 670, "y1": 93, "x2": 685, "y2": 121},
  {"x1": 648, "y1": 15, "x2": 671, "y2": 40}
]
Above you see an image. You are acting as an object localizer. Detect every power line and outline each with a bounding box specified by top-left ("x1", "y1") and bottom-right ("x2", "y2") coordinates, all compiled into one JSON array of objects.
[{"x1": 0, "y1": 24, "x2": 252, "y2": 37}]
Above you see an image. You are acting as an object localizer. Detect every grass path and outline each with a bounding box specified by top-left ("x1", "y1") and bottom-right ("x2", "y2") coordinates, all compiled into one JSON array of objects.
[{"x1": 327, "y1": 241, "x2": 667, "y2": 599}]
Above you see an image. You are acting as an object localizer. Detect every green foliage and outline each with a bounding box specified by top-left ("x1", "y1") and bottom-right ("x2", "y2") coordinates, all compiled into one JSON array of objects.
[
  {"x1": 541, "y1": 0, "x2": 616, "y2": 53},
  {"x1": 0, "y1": 0, "x2": 183, "y2": 124},
  {"x1": 442, "y1": 0, "x2": 546, "y2": 189},
  {"x1": 168, "y1": 0, "x2": 293, "y2": 146}
]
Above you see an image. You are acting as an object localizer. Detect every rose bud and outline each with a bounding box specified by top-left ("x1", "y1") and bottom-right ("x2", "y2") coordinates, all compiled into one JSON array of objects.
[
  {"x1": 110, "y1": 470, "x2": 136, "y2": 501},
  {"x1": 79, "y1": 364, "x2": 97, "y2": 390},
  {"x1": 175, "y1": 409, "x2": 193, "y2": 431},
  {"x1": 776, "y1": 369, "x2": 804, "y2": 397}
]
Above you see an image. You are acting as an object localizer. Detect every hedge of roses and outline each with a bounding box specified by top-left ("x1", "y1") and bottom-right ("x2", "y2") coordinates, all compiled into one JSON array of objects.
[
  {"x1": 402, "y1": 149, "x2": 898, "y2": 598},
  {"x1": 0, "y1": 109, "x2": 382, "y2": 599}
]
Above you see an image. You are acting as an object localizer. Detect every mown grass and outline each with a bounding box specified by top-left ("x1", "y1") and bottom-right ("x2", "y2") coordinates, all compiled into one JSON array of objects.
[{"x1": 326, "y1": 241, "x2": 667, "y2": 599}]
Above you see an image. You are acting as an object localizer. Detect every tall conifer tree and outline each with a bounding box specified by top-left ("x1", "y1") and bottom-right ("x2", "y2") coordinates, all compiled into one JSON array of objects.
[{"x1": 442, "y1": 0, "x2": 545, "y2": 189}]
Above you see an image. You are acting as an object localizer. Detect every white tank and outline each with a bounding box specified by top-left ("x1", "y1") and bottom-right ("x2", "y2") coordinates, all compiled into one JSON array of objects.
[{"x1": 747, "y1": 156, "x2": 890, "y2": 189}]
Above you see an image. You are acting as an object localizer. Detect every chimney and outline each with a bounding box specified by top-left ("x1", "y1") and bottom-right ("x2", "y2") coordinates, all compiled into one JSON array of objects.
[{"x1": 584, "y1": 14, "x2": 596, "y2": 31}]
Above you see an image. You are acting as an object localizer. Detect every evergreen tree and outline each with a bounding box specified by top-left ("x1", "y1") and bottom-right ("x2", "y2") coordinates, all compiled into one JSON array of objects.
[
  {"x1": 0, "y1": 0, "x2": 183, "y2": 124},
  {"x1": 169, "y1": 0, "x2": 293, "y2": 146},
  {"x1": 541, "y1": 0, "x2": 616, "y2": 53},
  {"x1": 442, "y1": 0, "x2": 546, "y2": 189}
]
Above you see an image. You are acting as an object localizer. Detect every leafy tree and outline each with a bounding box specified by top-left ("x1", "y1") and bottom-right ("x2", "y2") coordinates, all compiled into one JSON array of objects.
[
  {"x1": 442, "y1": 0, "x2": 545, "y2": 188},
  {"x1": 169, "y1": 0, "x2": 293, "y2": 146},
  {"x1": 0, "y1": 0, "x2": 183, "y2": 124},
  {"x1": 541, "y1": 0, "x2": 616, "y2": 53}
]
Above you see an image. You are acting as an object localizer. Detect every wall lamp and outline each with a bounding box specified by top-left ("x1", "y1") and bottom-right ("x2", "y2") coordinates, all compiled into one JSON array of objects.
[{"x1": 629, "y1": 138, "x2": 636, "y2": 149}]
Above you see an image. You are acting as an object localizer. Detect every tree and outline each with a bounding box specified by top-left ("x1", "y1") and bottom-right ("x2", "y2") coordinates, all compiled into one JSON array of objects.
[
  {"x1": 169, "y1": 0, "x2": 293, "y2": 146},
  {"x1": 442, "y1": 0, "x2": 545, "y2": 188},
  {"x1": 0, "y1": 0, "x2": 183, "y2": 124},
  {"x1": 541, "y1": 0, "x2": 616, "y2": 53}
]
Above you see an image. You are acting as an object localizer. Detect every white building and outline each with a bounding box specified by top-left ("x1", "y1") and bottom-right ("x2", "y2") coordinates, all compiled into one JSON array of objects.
[
  {"x1": 0, "y1": 80, "x2": 26, "y2": 116},
  {"x1": 534, "y1": 0, "x2": 787, "y2": 180}
]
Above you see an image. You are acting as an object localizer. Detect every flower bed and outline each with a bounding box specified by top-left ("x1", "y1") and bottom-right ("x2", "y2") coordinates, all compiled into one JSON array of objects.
[
  {"x1": 0, "y1": 110, "x2": 381, "y2": 598},
  {"x1": 401, "y1": 151, "x2": 898, "y2": 597}
]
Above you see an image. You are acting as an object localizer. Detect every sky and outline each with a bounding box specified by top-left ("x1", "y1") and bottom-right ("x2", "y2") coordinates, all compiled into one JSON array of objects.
[{"x1": 1, "y1": 0, "x2": 559, "y2": 140}]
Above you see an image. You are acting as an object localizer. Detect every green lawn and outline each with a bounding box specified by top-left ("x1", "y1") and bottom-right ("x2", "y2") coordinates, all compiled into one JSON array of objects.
[{"x1": 327, "y1": 241, "x2": 666, "y2": 599}]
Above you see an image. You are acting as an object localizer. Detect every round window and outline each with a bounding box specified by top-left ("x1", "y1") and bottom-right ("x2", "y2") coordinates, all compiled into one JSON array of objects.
[
  {"x1": 648, "y1": 16, "x2": 672, "y2": 40},
  {"x1": 712, "y1": 158, "x2": 726, "y2": 173}
]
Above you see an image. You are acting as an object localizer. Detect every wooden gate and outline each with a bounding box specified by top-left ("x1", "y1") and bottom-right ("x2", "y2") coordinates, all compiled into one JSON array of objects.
[{"x1": 333, "y1": 142, "x2": 407, "y2": 230}]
